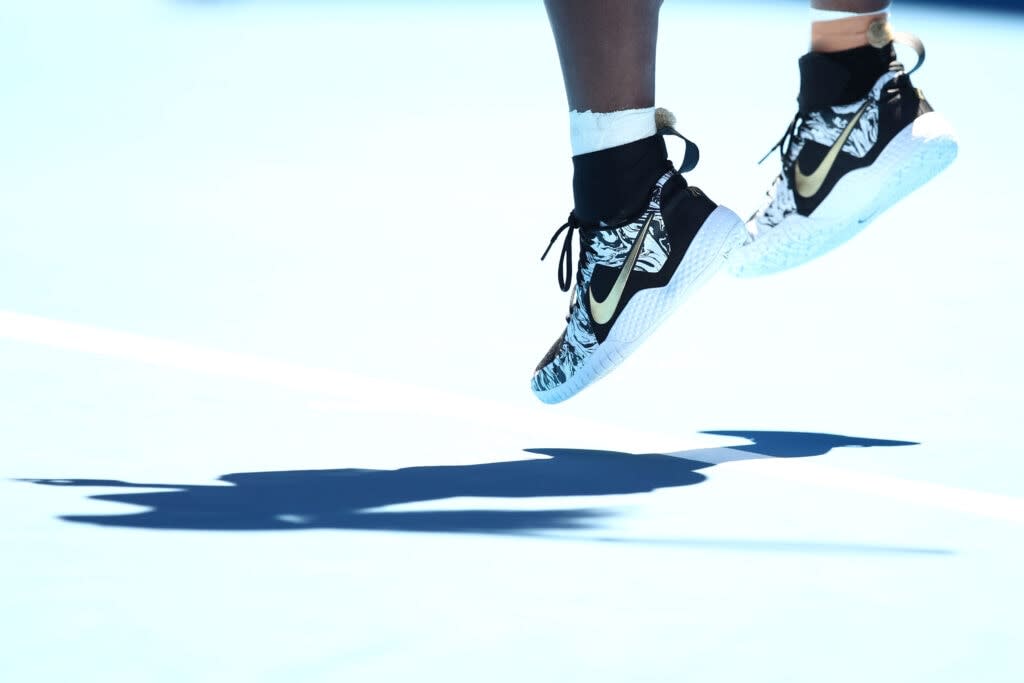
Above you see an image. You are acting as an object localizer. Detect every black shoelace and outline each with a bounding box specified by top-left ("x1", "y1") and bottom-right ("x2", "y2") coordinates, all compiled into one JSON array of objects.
[
  {"x1": 759, "y1": 114, "x2": 802, "y2": 168},
  {"x1": 540, "y1": 212, "x2": 585, "y2": 294}
]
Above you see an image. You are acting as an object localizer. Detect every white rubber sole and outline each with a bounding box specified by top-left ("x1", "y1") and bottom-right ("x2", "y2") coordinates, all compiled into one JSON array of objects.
[
  {"x1": 533, "y1": 205, "x2": 746, "y2": 404},
  {"x1": 729, "y1": 111, "x2": 959, "y2": 278}
]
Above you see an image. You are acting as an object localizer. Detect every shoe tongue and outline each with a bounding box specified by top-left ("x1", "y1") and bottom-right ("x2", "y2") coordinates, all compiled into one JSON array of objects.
[{"x1": 797, "y1": 44, "x2": 895, "y2": 114}]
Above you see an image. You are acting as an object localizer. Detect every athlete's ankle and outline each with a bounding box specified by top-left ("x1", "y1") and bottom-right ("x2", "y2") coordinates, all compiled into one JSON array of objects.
[
  {"x1": 569, "y1": 107, "x2": 657, "y2": 156},
  {"x1": 798, "y1": 42, "x2": 895, "y2": 112},
  {"x1": 571, "y1": 134, "x2": 671, "y2": 227},
  {"x1": 810, "y1": 1, "x2": 891, "y2": 52}
]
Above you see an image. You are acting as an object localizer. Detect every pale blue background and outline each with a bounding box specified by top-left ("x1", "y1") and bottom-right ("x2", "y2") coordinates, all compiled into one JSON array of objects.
[{"x1": 2, "y1": 1, "x2": 1022, "y2": 681}]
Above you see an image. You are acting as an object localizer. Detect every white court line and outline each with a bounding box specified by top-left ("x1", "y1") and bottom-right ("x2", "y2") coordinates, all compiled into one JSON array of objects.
[
  {"x1": 0, "y1": 310, "x2": 666, "y2": 445},
  {"x1": 2, "y1": 309, "x2": 1023, "y2": 525}
]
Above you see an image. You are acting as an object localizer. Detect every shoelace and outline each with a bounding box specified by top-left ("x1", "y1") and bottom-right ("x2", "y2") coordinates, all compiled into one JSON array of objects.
[
  {"x1": 758, "y1": 32, "x2": 926, "y2": 169},
  {"x1": 540, "y1": 212, "x2": 584, "y2": 293}
]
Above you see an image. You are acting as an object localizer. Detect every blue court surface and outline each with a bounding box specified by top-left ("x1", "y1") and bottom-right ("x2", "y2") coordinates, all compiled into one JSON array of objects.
[{"x1": 2, "y1": 1, "x2": 1022, "y2": 681}]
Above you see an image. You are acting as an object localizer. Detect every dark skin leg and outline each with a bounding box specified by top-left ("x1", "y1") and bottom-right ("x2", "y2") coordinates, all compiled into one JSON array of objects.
[
  {"x1": 544, "y1": 1, "x2": 888, "y2": 109},
  {"x1": 544, "y1": 0, "x2": 663, "y2": 113}
]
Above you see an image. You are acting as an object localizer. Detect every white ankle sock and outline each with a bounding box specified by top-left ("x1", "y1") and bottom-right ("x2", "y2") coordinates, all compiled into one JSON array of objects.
[
  {"x1": 809, "y1": 3, "x2": 890, "y2": 23},
  {"x1": 569, "y1": 107, "x2": 657, "y2": 157}
]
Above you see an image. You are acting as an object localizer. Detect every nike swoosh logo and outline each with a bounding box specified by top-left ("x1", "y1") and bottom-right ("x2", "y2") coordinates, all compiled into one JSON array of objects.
[
  {"x1": 794, "y1": 101, "x2": 872, "y2": 199},
  {"x1": 588, "y1": 212, "x2": 655, "y2": 326}
]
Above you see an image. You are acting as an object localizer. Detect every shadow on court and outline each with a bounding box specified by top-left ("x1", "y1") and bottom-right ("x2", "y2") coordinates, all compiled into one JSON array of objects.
[{"x1": 22, "y1": 431, "x2": 922, "y2": 538}]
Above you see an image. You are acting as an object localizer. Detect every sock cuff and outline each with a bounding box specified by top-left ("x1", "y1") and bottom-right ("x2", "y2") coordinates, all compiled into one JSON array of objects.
[
  {"x1": 810, "y1": 3, "x2": 890, "y2": 22},
  {"x1": 571, "y1": 134, "x2": 669, "y2": 226},
  {"x1": 569, "y1": 107, "x2": 657, "y2": 157},
  {"x1": 798, "y1": 43, "x2": 895, "y2": 112}
]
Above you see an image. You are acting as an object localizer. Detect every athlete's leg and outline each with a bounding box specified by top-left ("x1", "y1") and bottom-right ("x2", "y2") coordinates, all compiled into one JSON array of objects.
[
  {"x1": 543, "y1": 0, "x2": 666, "y2": 227},
  {"x1": 532, "y1": 1, "x2": 745, "y2": 403},
  {"x1": 544, "y1": 0, "x2": 660, "y2": 114}
]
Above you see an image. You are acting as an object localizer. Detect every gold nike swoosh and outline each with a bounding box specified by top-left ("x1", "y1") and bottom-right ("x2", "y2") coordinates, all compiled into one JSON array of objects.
[
  {"x1": 794, "y1": 101, "x2": 872, "y2": 199},
  {"x1": 588, "y1": 212, "x2": 655, "y2": 326}
]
